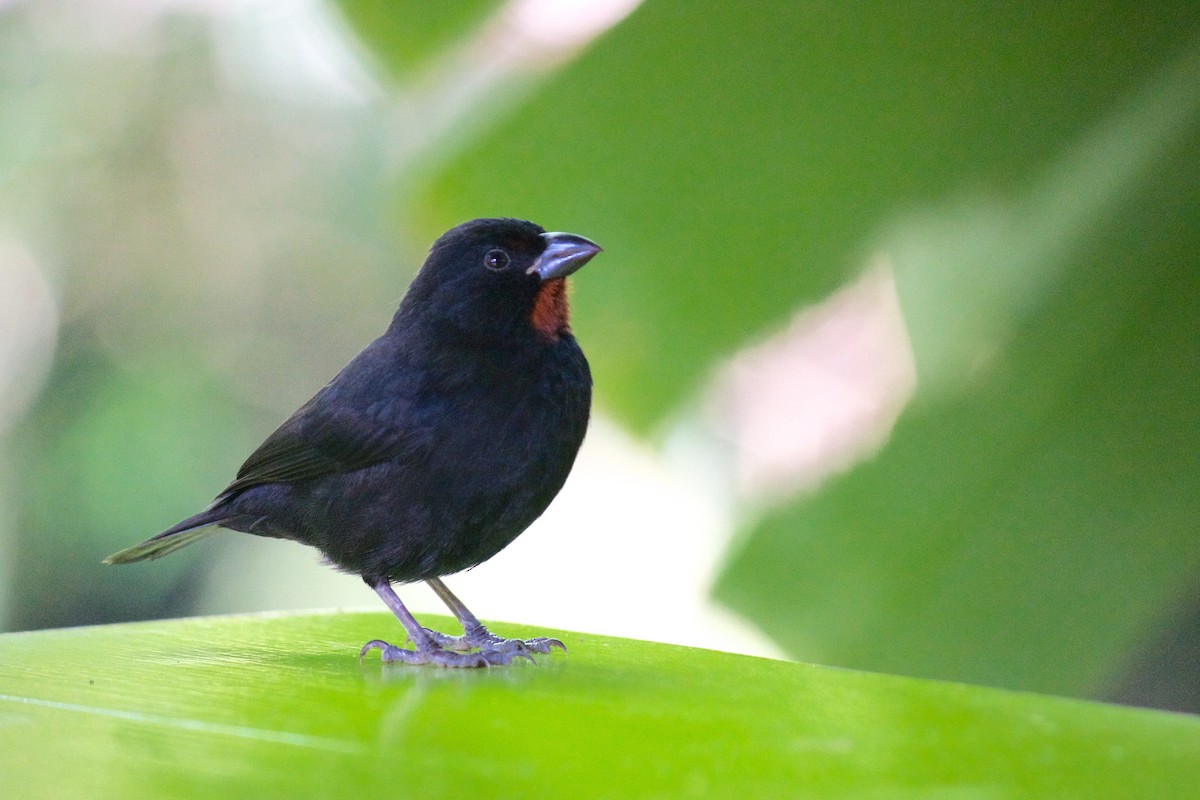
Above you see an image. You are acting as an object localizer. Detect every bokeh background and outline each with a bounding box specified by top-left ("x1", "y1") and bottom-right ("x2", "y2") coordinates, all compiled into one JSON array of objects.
[{"x1": 1, "y1": 1, "x2": 1197, "y2": 712}]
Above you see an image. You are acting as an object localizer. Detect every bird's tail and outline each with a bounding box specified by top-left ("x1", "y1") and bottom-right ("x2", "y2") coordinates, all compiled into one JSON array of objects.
[{"x1": 103, "y1": 509, "x2": 228, "y2": 565}]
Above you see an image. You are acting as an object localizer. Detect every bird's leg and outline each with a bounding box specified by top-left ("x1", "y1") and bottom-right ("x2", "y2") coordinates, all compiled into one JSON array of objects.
[
  {"x1": 424, "y1": 577, "x2": 566, "y2": 657},
  {"x1": 359, "y1": 578, "x2": 525, "y2": 667}
]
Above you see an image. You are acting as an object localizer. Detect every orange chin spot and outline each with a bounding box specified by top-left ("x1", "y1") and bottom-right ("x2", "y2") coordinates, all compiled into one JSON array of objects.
[{"x1": 530, "y1": 278, "x2": 571, "y2": 341}]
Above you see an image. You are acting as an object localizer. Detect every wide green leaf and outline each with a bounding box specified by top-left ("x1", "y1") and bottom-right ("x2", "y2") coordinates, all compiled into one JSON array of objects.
[
  {"x1": 715, "y1": 38, "x2": 1200, "y2": 696},
  {"x1": 1, "y1": 612, "x2": 1198, "y2": 798}
]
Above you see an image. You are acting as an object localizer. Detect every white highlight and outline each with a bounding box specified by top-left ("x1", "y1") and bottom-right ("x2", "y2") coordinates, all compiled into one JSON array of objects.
[
  {"x1": 0, "y1": 239, "x2": 58, "y2": 436},
  {"x1": 505, "y1": 0, "x2": 644, "y2": 50},
  {"x1": 712, "y1": 259, "x2": 917, "y2": 501},
  {"x1": 0, "y1": 693, "x2": 363, "y2": 753}
]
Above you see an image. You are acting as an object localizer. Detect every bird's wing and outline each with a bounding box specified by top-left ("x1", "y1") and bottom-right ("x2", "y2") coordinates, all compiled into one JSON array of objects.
[{"x1": 216, "y1": 393, "x2": 406, "y2": 500}]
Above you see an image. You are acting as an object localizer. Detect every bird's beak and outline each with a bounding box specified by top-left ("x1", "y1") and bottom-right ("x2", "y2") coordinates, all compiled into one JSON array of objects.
[{"x1": 529, "y1": 232, "x2": 602, "y2": 281}]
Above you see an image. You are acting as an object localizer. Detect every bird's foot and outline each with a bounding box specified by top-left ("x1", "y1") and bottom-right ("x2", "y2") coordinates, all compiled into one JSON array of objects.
[
  {"x1": 423, "y1": 625, "x2": 566, "y2": 658},
  {"x1": 359, "y1": 639, "x2": 533, "y2": 668}
]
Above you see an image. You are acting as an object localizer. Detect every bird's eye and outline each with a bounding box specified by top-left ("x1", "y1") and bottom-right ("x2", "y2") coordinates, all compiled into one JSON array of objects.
[{"x1": 484, "y1": 249, "x2": 510, "y2": 271}]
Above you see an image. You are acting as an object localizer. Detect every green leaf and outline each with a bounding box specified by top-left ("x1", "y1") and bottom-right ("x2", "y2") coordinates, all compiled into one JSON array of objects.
[
  {"x1": 715, "y1": 41, "x2": 1200, "y2": 695},
  {"x1": 1, "y1": 612, "x2": 1198, "y2": 798}
]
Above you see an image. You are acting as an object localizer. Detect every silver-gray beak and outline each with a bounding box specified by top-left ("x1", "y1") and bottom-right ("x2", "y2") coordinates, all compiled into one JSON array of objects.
[{"x1": 528, "y1": 232, "x2": 602, "y2": 281}]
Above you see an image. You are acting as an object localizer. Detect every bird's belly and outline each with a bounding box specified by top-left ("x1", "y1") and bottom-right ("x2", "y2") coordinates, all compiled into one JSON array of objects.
[{"x1": 300, "y1": 418, "x2": 582, "y2": 582}]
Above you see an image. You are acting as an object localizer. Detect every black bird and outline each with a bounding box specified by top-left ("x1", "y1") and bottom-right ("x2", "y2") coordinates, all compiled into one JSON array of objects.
[{"x1": 106, "y1": 218, "x2": 601, "y2": 667}]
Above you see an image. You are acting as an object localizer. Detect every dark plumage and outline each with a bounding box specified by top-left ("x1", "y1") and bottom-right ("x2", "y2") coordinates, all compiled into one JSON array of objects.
[{"x1": 106, "y1": 218, "x2": 601, "y2": 667}]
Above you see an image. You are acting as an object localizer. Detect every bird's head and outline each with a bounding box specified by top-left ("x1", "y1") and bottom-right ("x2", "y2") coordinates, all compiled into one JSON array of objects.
[{"x1": 400, "y1": 218, "x2": 601, "y2": 346}]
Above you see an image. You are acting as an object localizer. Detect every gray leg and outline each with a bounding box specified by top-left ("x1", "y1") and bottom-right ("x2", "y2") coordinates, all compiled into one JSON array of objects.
[
  {"x1": 424, "y1": 577, "x2": 566, "y2": 657},
  {"x1": 359, "y1": 578, "x2": 520, "y2": 667}
]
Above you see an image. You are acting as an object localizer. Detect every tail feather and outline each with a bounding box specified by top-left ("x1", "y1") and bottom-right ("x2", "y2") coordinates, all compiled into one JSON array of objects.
[{"x1": 103, "y1": 509, "x2": 228, "y2": 565}]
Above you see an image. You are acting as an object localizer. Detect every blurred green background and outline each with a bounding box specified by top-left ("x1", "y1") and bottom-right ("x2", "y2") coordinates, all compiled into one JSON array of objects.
[{"x1": 0, "y1": 0, "x2": 1197, "y2": 712}]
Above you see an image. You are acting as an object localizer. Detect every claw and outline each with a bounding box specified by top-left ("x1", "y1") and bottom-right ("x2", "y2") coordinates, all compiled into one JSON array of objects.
[{"x1": 359, "y1": 639, "x2": 390, "y2": 660}]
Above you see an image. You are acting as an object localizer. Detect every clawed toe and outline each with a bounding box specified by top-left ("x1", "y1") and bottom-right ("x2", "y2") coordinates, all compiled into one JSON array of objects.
[
  {"x1": 457, "y1": 624, "x2": 566, "y2": 654},
  {"x1": 522, "y1": 636, "x2": 567, "y2": 654},
  {"x1": 419, "y1": 626, "x2": 566, "y2": 657},
  {"x1": 477, "y1": 635, "x2": 565, "y2": 656}
]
